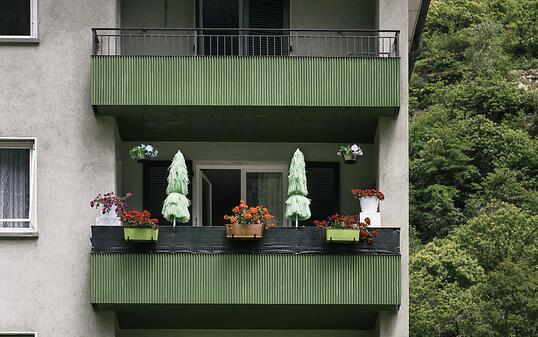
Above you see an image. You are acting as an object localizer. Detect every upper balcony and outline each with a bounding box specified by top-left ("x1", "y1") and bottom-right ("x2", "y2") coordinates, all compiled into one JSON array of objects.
[{"x1": 91, "y1": 28, "x2": 400, "y2": 143}]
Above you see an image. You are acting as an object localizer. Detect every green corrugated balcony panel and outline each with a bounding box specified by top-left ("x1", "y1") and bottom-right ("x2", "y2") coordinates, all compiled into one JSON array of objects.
[
  {"x1": 90, "y1": 227, "x2": 401, "y2": 330},
  {"x1": 91, "y1": 56, "x2": 400, "y2": 107},
  {"x1": 91, "y1": 254, "x2": 401, "y2": 306},
  {"x1": 90, "y1": 56, "x2": 401, "y2": 142}
]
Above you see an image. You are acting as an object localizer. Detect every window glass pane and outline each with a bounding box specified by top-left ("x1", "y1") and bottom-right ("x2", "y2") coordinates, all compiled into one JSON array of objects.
[
  {"x1": 0, "y1": 0, "x2": 31, "y2": 36},
  {"x1": 0, "y1": 148, "x2": 30, "y2": 228},
  {"x1": 246, "y1": 172, "x2": 283, "y2": 226}
]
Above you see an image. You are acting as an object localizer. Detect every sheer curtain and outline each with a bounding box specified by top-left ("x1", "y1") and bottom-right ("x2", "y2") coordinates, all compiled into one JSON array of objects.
[
  {"x1": 246, "y1": 172, "x2": 284, "y2": 226},
  {"x1": 0, "y1": 149, "x2": 30, "y2": 228}
]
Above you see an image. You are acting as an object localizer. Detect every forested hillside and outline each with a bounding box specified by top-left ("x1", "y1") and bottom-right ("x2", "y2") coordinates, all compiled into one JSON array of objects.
[{"x1": 409, "y1": 0, "x2": 537, "y2": 335}]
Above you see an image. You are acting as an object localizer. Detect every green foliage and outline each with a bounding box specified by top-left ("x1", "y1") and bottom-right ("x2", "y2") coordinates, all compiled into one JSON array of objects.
[
  {"x1": 454, "y1": 203, "x2": 537, "y2": 272},
  {"x1": 410, "y1": 239, "x2": 483, "y2": 336},
  {"x1": 410, "y1": 0, "x2": 538, "y2": 334},
  {"x1": 473, "y1": 260, "x2": 538, "y2": 337}
]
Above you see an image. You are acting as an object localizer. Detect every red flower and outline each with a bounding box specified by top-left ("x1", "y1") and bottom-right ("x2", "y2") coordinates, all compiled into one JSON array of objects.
[
  {"x1": 371, "y1": 230, "x2": 378, "y2": 237},
  {"x1": 365, "y1": 217, "x2": 371, "y2": 225}
]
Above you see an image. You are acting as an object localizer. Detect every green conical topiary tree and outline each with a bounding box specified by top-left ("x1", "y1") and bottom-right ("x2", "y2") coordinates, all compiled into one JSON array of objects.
[
  {"x1": 162, "y1": 149, "x2": 190, "y2": 226},
  {"x1": 285, "y1": 149, "x2": 311, "y2": 227}
]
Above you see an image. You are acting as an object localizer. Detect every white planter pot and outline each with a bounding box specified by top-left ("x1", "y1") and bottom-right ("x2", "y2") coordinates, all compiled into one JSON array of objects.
[
  {"x1": 360, "y1": 196, "x2": 380, "y2": 213},
  {"x1": 95, "y1": 204, "x2": 121, "y2": 226}
]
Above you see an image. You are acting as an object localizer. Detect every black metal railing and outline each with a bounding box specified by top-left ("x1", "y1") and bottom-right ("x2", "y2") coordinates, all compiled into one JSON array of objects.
[{"x1": 92, "y1": 28, "x2": 399, "y2": 58}]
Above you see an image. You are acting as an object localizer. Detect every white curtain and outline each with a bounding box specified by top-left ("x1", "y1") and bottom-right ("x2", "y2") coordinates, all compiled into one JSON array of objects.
[
  {"x1": 0, "y1": 149, "x2": 30, "y2": 228},
  {"x1": 246, "y1": 172, "x2": 283, "y2": 226}
]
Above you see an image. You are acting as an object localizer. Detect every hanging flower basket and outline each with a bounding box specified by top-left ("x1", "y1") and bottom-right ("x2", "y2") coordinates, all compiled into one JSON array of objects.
[
  {"x1": 225, "y1": 223, "x2": 264, "y2": 240},
  {"x1": 343, "y1": 155, "x2": 357, "y2": 164},
  {"x1": 223, "y1": 200, "x2": 274, "y2": 240},
  {"x1": 129, "y1": 144, "x2": 158, "y2": 164},
  {"x1": 337, "y1": 144, "x2": 363, "y2": 164},
  {"x1": 123, "y1": 227, "x2": 159, "y2": 242}
]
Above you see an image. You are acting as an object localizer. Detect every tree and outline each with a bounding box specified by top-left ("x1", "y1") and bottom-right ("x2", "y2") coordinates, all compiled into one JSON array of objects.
[
  {"x1": 410, "y1": 238, "x2": 484, "y2": 336},
  {"x1": 473, "y1": 260, "x2": 538, "y2": 337},
  {"x1": 162, "y1": 149, "x2": 190, "y2": 226},
  {"x1": 454, "y1": 202, "x2": 537, "y2": 273},
  {"x1": 285, "y1": 149, "x2": 311, "y2": 227}
]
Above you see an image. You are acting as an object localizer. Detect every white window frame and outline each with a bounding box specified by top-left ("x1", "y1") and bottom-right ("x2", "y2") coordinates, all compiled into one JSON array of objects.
[
  {"x1": 0, "y1": 138, "x2": 38, "y2": 237},
  {"x1": 0, "y1": 0, "x2": 39, "y2": 42},
  {"x1": 193, "y1": 161, "x2": 289, "y2": 227}
]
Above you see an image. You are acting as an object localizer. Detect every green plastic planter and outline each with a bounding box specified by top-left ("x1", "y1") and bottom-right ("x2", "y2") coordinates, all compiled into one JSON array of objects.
[
  {"x1": 124, "y1": 227, "x2": 159, "y2": 242},
  {"x1": 326, "y1": 229, "x2": 360, "y2": 243}
]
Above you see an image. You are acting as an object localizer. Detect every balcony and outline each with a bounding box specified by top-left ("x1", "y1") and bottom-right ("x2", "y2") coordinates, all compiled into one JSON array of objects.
[
  {"x1": 91, "y1": 226, "x2": 400, "y2": 329},
  {"x1": 90, "y1": 28, "x2": 400, "y2": 142}
]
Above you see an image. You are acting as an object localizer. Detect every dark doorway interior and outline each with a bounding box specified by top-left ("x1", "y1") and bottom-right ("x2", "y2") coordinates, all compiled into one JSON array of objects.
[
  {"x1": 201, "y1": 169, "x2": 241, "y2": 226},
  {"x1": 201, "y1": 0, "x2": 239, "y2": 55}
]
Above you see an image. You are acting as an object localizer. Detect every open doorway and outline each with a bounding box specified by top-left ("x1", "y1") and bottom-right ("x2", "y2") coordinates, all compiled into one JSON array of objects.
[
  {"x1": 200, "y1": 169, "x2": 241, "y2": 226},
  {"x1": 194, "y1": 163, "x2": 288, "y2": 227}
]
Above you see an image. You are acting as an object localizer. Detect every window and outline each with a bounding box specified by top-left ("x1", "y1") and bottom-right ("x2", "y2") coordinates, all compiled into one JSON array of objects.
[
  {"x1": 0, "y1": 0, "x2": 38, "y2": 42},
  {"x1": 0, "y1": 139, "x2": 37, "y2": 235},
  {"x1": 194, "y1": 162, "x2": 288, "y2": 226},
  {"x1": 143, "y1": 160, "x2": 340, "y2": 228}
]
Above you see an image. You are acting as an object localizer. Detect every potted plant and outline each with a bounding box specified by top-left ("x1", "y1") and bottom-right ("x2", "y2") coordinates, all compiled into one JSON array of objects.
[
  {"x1": 351, "y1": 189, "x2": 385, "y2": 213},
  {"x1": 314, "y1": 214, "x2": 377, "y2": 243},
  {"x1": 129, "y1": 144, "x2": 158, "y2": 163},
  {"x1": 337, "y1": 144, "x2": 363, "y2": 164},
  {"x1": 121, "y1": 210, "x2": 159, "y2": 242},
  {"x1": 90, "y1": 192, "x2": 133, "y2": 226},
  {"x1": 223, "y1": 200, "x2": 274, "y2": 240}
]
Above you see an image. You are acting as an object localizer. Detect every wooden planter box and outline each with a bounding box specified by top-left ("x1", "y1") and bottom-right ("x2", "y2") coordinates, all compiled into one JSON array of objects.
[
  {"x1": 124, "y1": 227, "x2": 159, "y2": 242},
  {"x1": 225, "y1": 223, "x2": 264, "y2": 240},
  {"x1": 326, "y1": 229, "x2": 360, "y2": 243}
]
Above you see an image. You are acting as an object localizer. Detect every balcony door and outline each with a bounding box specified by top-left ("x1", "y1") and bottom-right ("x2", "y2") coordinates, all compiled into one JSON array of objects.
[
  {"x1": 197, "y1": 0, "x2": 289, "y2": 56},
  {"x1": 194, "y1": 162, "x2": 288, "y2": 227}
]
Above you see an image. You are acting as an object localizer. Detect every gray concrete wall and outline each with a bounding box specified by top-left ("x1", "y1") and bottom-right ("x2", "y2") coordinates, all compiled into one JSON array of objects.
[
  {"x1": 121, "y1": 0, "x2": 195, "y2": 27},
  {"x1": 290, "y1": 0, "x2": 377, "y2": 29},
  {"x1": 376, "y1": 0, "x2": 409, "y2": 335},
  {"x1": 120, "y1": 0, "x2": 196, "y2": 56},
  {"x1": 121, "y1": 142, "x2": 378, "y2": 220},
  {"x1": 290, "y1": 0, "x2": 377, "y2": 56},
  {"x1": 0, "y1": 0, "x2": 117, "y2": 336}
]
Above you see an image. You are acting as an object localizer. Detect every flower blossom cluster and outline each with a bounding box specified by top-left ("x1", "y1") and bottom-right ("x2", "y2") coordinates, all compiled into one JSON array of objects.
[
  {"x1": 90, "y1": 192, "x2": 133, "y2": 214},
  {"x1": 224, "y1": 200, "x2": 275, "y2": 228},
  {"x1": 351, "y1": 189, "x2": 385, "y2": 200},
  {"x1": 129, "y1": 144, "x2": 159, "y2": 160},
  {"x1": 121, "y1": 210, "x2": 159, "y2": 230},
  {"x1": 314, "y1": 214, "x2": 378, "y2": 243},
  {"x1": 337, "y1": 144, "x2": 363, "y2": 158}
]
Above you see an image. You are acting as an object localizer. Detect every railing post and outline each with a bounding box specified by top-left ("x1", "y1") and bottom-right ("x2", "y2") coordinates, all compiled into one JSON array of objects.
[
  {"x1": 91, "y1": 28, "x2": 98, "y2": 55},
  {"x1": 395, "y1": 31, "x2": 400, "y2": 57}
]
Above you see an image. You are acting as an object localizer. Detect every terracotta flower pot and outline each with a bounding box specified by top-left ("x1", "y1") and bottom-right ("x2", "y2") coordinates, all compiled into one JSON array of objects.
[{"x1": 225, "y1": 223, "x2": 264, "y2": 240}]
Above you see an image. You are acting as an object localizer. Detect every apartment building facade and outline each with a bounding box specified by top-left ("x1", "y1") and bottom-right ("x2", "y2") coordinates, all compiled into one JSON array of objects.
[{"x1": 0, "y1": 0, "x2": 426, "y2": 336}]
